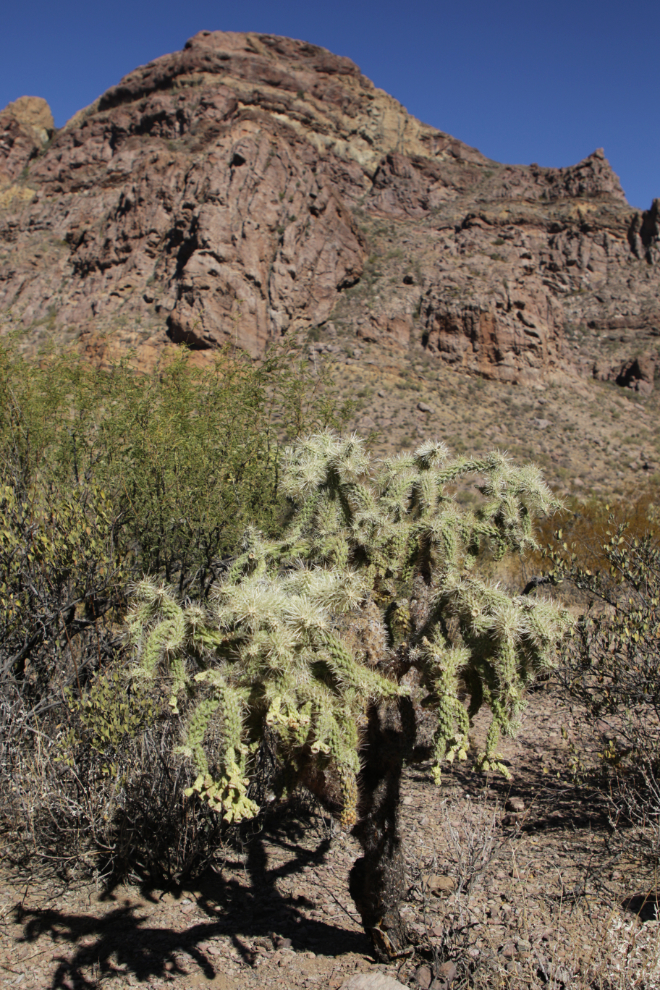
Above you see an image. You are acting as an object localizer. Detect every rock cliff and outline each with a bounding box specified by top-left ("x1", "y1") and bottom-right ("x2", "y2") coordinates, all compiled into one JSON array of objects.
[{"x1": 0, "y1": 30, "x2": 658, "y2": 385}]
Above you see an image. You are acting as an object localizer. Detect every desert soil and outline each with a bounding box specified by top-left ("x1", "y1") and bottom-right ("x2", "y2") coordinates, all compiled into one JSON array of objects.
[
  {"x1": 2, "y1": 683, "x2": 658, "y2": 990},
  {"x1": 316, "y1": 342, "x2": 660, "y2": 502}
]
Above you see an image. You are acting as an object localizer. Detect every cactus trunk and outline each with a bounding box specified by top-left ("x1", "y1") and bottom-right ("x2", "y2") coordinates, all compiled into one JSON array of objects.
[{"x1": 349, "y1": 698, "x2": 412, "y2": 961}]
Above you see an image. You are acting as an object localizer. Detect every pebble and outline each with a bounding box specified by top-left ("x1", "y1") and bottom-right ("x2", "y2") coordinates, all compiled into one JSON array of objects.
[
  {"x1": 436, "y1": 961, "x2": 457, "y2": 984},
  {"x1": 341, "y1": 974, "x2": 408, "y2": 990},
  {"x1": 428, "y1": 875, "x2": 455, "y2": 896}
]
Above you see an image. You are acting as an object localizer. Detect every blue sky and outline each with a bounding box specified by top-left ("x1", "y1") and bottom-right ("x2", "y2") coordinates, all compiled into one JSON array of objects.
[{"x1": 2, "y1": 0, "x2": 658, "y2": 208}]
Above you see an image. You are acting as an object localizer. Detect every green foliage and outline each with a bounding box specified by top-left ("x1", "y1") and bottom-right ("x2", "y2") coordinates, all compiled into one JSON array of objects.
[
  {"x1": 0, "y1": 475, "x2": 124, "y2": 694},
  {"x1": 61, "y1": 670, "x2": 159, "y2": 777},
  {"x1": 129, "y1": 431, "x2": 570, "y2": 826},
  {"x1": 0, "y1": 342, "x2": 350, "y2": 597},
  {"x1": 0, "y1": 340, "x2": 353, "y2": 880}
]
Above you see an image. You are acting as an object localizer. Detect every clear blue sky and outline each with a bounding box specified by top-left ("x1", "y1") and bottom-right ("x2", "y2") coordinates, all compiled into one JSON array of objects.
[{"x1": 2, "y1": 0, "x2": 658, "y2": 208}]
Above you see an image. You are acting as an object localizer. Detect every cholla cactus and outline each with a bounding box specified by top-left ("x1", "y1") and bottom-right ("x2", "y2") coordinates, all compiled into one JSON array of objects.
[
  {"x1": 128, "y1": 550, "x2": 400, "y2": 825},
  {"x1": 128, "y1": 431, "x2": 569, "y2": 825}
]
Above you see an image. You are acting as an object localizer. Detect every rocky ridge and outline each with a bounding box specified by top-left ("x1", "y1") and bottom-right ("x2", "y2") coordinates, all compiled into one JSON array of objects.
[{"x1": 0, "y1": 29, "x2": 659, "y2": 387}]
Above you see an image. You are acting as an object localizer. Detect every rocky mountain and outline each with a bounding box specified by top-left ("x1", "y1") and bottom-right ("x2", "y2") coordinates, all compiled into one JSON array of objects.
[
  {"x1": 1, "y1": 31, "x2": 659, "y2": 498},
  {"x1": 1, "y1": 29, "x2": 658, "y2": 384}
]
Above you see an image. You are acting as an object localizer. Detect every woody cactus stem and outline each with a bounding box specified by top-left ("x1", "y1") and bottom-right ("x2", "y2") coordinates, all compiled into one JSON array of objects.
[{"x1": 350, "y1": 697, "x2": 417, "y2": 961}]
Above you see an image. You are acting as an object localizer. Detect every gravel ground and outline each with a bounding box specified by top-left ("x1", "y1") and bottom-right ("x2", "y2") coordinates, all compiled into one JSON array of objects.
[{"x1": 2, "y1": 684, "x2": 660, "y2": 990}]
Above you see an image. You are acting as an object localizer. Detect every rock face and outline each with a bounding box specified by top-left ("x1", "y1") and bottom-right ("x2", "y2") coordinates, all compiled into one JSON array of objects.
[
  {"x1": 0, "y1": 97, "x2": 54, "y2": 184},
  {"x1": 0, "y1": 31, "x2": 658, "y2": 383},
  {"x1": 594, "y1": 351, "x2": 657, "y2": 394}
]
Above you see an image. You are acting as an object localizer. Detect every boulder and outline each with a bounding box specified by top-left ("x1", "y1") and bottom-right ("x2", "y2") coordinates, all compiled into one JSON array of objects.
[
  {"x1": 616, "y1": 353, "x2": 656, "y2": 394},
  {"x1": 0, "y1": 96, "x2": 54, "y2": 186},
  {"x1": 428, "y1": 874, "x2": 455, "y2": 896}
]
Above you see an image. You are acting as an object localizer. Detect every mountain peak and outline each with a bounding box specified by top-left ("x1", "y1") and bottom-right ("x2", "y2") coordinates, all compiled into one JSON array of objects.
[{"x1": 0, "y1": 32, "x2": 656, "y2": 394}]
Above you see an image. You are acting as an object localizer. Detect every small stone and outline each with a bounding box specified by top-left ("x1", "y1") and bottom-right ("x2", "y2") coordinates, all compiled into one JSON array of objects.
[
  {"x1": 417, "y1": 402, "x2": 434, "y2": 413},
  {"x1": 532, "y1": 418, "x2": 550, "y2": 429},
  {"x1": 428, "y1": 875, "x2": 455, "y2": 896},
  {"x1": 501, "y1": 812, "x2": 522, "y2": 827},
  {"x1": 415, "y1": 964, "x2": 432, "y2": 988},
  {"x1": 431, "y1": 924, "x2": 444, "y2": 937},
  {"x1": 341, "y1": 973, "x2": 408, "y2": 990},
  {"x1": 505, "y1": 796, "x2": 525, "y2": 813},
  {"x1": 377, "y1": 389, "x2": 387, "y2": 398},
  {"x1": 402, "y1": 796, "x2": 413, "y2": 805},
  {"x1": 436, "y1": 961, "x2": 457, "y2": 983},
  {"x1": 501, "y1": 943, "x2": 517, "y2": 959}
]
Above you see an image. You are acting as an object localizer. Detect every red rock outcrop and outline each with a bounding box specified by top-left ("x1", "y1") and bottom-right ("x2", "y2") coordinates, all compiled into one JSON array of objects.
[
  {"x1": 0, "y1": 31, "x2": 658, "y2": 384},
  {"x1": 0, "y1": 97, "x2": 54, "y2": 187}
]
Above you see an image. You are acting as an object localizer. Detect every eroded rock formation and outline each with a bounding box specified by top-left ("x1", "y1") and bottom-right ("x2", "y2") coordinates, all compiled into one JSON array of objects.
[{"x1": 0, "y1": 31, "x2": 658, "y2": 383}]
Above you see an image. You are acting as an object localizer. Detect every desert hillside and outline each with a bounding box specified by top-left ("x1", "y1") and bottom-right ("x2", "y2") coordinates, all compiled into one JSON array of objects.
[
  {"x1": 2, "y1": 31, "x2": 660, "y2": 990},
  {"x1": 0, "y1": 30, "x2": 659, "y2": 495}
]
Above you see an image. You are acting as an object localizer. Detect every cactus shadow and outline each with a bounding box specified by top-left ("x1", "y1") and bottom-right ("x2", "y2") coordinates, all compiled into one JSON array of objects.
[{"x1": 14, "y1": 804, "x2": 371, "y2": 988}]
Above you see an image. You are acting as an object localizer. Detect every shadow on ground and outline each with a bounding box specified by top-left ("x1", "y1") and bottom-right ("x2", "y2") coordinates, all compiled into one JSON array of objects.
[{"x1": 14, "y1": 807, "x2": 371, "y2": 989}]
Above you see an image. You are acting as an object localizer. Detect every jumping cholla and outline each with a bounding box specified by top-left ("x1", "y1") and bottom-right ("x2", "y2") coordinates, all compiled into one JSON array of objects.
[{"x1": 128, "y1": 431, "x2": 570, "y2": 826}]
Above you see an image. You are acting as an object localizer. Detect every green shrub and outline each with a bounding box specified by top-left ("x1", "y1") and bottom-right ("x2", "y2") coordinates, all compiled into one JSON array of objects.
[
  {"x1": 0, "y1": 340, "x2": 351, "y2": 882},
  {"x1": 553, "y1": 521, "x2": 660, "y2": 782}
]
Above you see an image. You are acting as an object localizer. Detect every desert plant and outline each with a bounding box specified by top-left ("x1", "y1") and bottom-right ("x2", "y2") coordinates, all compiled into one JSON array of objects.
[
  {"x1": 127, "y1": 430, "x2": 569, "y2": 958},
  {"x1": 552, "y1": 520, "x2": 660, "y2": 865},
  {"x1": 0, "y1": 340, "x2": 352, "y2": 881}
]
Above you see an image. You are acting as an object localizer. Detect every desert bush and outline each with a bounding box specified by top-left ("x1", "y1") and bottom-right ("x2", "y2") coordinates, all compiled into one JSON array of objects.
[
  {"x1": 406, "y1": 796, "x2": 660, "y2": 990},
  {"x1": 5, "y1": 668, "x2": 227, "y2": 883},
  {"x1": 534, "y1": 484, "x2": 660, "y2": 574},
  {"x1": 550, "y1": 515, "x2": 660, "y2": 870},
  {"x1": 0, "y1": 341, "x2": 350, "y2": 883},
  {"x1": 127, "y1": 430, "x2": 569, "y2": 957},
  {"x1": 0, "y1": 341, "x2": 350, "y2": 594}
]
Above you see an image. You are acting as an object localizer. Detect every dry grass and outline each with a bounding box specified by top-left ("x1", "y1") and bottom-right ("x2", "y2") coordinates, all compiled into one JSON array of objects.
[{"x1": 402, "y1": 794, "x2": 660, "y2": 989}]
